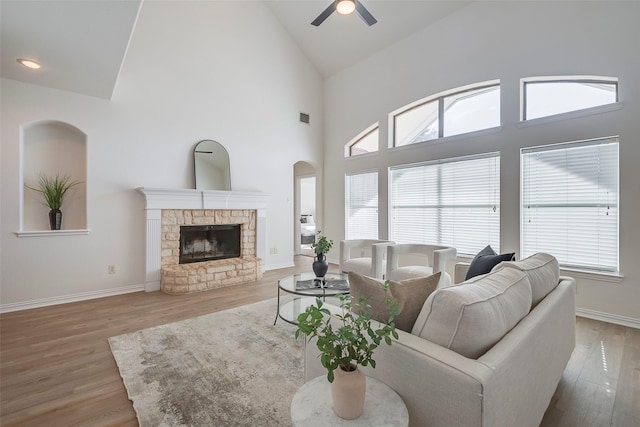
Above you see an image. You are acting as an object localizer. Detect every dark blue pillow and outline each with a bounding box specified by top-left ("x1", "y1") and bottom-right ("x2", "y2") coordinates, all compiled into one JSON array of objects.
[{"x1": 465, "y1": 245, "x2": 515, "y2": 280}]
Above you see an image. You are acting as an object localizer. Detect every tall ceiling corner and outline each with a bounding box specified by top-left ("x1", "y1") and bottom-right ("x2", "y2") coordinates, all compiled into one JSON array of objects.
[{"x1": 0, "y1": 0, "x2": 143, "y2": 100}]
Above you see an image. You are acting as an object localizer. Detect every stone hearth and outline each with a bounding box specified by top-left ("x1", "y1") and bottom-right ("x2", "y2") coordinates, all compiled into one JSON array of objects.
[
  {"x1": 160, "y1": 209, "x2": 261, "y2": 294},
  {"x1": 137, "y1": 188, "x2": 269, "y2": 293}
]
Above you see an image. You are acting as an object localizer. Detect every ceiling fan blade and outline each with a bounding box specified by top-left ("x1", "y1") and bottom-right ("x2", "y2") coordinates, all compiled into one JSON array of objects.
[
  {"x1": 311, "y1": 2, "x2": 336, "y2": 27},
  {"x1": 355, "y1": 1, "x2": 377, "y2": 26}
]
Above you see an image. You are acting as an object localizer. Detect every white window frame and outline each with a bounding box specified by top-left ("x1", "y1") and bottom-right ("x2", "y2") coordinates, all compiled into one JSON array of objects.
[
  {"x1": 345, "y1": 170, "x2": 379, "y2": 240},
  {"x1": 389, "y1": 152, "x2": 500, "y2": 256},
  {"x1": 520, "y1": 75, "x2": 619, "y2": 122},
  {"x1": 345, "y1": 123, "x2": 379, "y2": 158},
  {"x1": 389, "y1": 80, "x2": 501, "y2": 148},
  {"x1": 520, "y1": 136, "x2": 619, "y2": 273}
]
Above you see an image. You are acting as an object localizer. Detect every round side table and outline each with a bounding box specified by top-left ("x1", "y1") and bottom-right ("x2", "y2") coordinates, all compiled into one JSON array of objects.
[{"x1": 291, "y1": 375, "x2": 409, "y2": 426}]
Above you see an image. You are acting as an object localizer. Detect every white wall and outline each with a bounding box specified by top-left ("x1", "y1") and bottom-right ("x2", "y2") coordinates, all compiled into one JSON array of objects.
[
  {"x1": 0, "y1": 1, "x2": 323, "y2": 309},
  {"x1": 322, "y1": 1, "x2": 640, "y2": 323}
]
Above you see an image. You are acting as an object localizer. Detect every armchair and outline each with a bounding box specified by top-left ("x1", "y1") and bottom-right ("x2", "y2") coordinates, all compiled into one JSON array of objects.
[
  {"x1": 339, "y1": 239, "x2": 394, "y2": 279},
  {"x1": 386, "y1": 243, "x2": 457, "y2": 287}
]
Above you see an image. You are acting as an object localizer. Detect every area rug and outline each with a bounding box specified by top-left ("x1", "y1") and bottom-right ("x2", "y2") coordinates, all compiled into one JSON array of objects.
[{"x1": 108, "y1": 298, "x2": 303, "y2": 426}]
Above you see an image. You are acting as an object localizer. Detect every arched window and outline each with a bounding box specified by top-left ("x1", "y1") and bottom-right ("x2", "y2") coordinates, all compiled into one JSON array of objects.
[
  {"x1": 391, "y1": 81, "x2": 500, "y2": 147},
  {"x1": 522, "y1": 76, "x2": 618, "y2": 121},
  {"x1": 345, "y1": 124, "x2": 379, "y2": 157}
]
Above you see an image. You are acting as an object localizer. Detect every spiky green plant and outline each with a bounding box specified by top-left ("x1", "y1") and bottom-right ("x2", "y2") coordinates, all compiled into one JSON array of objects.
[{"x1": 25, "y1": 173, "x2": 82, "y2": 210}]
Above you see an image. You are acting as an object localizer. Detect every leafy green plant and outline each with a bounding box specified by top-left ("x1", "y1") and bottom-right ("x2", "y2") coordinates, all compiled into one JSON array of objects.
[
  {"x1": 311, "y1": 230, "x2": 333, "y2": 255},
  {"x1": 25, "y1": 173, "x2": 82, "y2": 210},
  {"x1": 295, "y1": 289, "x2": 399, "y2": 383}
]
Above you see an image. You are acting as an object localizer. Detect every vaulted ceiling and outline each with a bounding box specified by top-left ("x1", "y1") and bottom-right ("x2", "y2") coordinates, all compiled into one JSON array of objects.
[
  {"x1": 0, "y1": 0, "x2": 470, "y2": 100},
  {"x1": 0, "y1": 0, "x2": 142, "y2": 99}
]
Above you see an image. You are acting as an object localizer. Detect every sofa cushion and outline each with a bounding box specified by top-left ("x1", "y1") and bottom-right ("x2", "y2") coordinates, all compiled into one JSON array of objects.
[
  {"x1": 492, "y1": 252, "x2": 560, "y2": 308},
  {"x1": 412, "y1": 268, "x2": 532, "y2": 359},
  {"x1": 465, "y1": 245, "x2": 516, "y2": 280},
  {"x1": 348, "y1": 271, "x2": 441, "y2": 333}
]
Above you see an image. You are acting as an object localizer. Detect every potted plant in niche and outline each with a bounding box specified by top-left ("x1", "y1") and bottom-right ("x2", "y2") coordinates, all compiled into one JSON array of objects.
[
  {"x1": 295, "y1": 293, "x2": 399, "y2": 420},
  {"x1": 311, "y1": 230, "x2": 333, "y2": 278},
  {"x1": 25, "y1": 172, "x2": 82, "y2": 230}
]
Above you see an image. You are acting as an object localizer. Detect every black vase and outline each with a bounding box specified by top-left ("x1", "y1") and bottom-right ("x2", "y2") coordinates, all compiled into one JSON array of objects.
[
  {"x1": 49, "y1": 209, "x2": 62, "y2": 230},
  {"x1": 312, "y1": 253, "x2": 329, "y2": 278}
]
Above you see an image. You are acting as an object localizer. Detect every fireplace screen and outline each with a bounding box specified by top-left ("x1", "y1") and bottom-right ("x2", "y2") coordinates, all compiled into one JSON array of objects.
[{"x1": 179, "y1": 224, "x2": 240, "y2": 264}]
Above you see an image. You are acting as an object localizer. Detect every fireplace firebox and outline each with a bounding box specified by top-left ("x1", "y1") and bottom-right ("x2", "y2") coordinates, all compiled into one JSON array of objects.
[{"x1": 179, "y1": 224, "x2": 240, "y2": 264}]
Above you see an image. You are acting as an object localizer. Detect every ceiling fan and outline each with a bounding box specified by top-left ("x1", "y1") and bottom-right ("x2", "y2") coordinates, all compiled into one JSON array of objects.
[{"x1": 311, "y1": 0, "x2": 377, "y2": 27}]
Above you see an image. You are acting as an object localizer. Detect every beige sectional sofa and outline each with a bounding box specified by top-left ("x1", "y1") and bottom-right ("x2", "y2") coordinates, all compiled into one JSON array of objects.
[{"x1": 304, "y1": 253, "x2": 576, "y2": 427}]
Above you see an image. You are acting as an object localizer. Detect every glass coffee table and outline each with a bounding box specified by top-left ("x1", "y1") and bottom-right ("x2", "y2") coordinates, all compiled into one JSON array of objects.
[{"x1": 274, "y1": 272, "x2": 350, "y2": 325}]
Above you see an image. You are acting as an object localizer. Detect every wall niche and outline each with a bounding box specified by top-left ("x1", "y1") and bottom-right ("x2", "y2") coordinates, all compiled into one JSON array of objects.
[{"x1": 21, "y1": 120, "x2": 87, "y2": 233}]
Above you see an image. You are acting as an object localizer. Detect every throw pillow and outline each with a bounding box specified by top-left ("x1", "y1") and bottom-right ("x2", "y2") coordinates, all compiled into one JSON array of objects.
[
  {"x1": 348, "y1": 271, "x2": 441, "y2": 333},
  {"x1": 465, "y1": 245, "x2": 515, "y2": 280}
]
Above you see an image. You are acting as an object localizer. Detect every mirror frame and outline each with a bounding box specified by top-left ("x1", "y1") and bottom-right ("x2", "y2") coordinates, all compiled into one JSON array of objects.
[{"x1": 193, "y1": 140, "x2": 231, "y2": 191}]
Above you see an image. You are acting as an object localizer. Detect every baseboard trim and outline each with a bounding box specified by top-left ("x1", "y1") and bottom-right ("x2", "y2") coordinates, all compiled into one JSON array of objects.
[
  {"x1": 576, "y1": 307, "x2": 640, "y2": 329},
  {"x1": 145, "y1": 281, "x2": 161, "y2": 292},
  {"x1": 264, "y1": 261, "x2": 296, "y2": 271},
  {"x1": 0, "y1": 284, "x2": 146, "y2": 314}
]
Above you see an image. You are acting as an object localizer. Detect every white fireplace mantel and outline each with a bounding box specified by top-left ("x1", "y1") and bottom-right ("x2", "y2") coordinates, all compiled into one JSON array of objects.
[
  {"x1": 137, "y1": 187, "x2": 270, "y2": 210},
  {"x1": 137, "y1": 187, "x2": 270, "y2": 292}
]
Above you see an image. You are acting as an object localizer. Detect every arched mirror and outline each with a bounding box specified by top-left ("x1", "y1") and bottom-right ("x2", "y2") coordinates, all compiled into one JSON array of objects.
[{"x1": 194, "y1": 140, "x2": 231, "y2": 191}]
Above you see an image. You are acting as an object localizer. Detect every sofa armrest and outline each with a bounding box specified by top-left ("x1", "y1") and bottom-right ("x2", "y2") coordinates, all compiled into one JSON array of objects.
[
  {"x1": 476, "y1": 277, "x2": 576, "y2": 427},
  {"x1": 454, "y1": 261, "x2": 470, "y2": 284},
  {"x1": 433, "y1": 247, "x2": 457, "y2": 274},
  {"x1": 339, "y1": 240, "x2": 350, "y2": 272},
  {"x1": 304, "y1": 315, "x2": 492, "y2": 426},
  {"x1": 371, "y1": 241, "x2": 394, "y2": 279}
]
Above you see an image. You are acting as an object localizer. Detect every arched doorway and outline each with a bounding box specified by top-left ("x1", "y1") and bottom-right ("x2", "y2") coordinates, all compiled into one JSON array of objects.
[{"x1": 294, "y1": 161, "x2": 317, "y2": 257}]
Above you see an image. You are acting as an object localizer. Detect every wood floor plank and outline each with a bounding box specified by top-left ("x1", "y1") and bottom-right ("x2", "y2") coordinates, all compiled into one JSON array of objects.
[
  {"x1": 579, "y1": 321, "x2": 626, "y2": 389},
  {"x1": 613, "y1": 329, "x2": 640, "y2": 422},
  {"x1": 0, "y1": 258, "x2": 315, "y2": 425},
  {"x1": 1, "y1": 257, "x2": 638, "y2": 426},
  {"x1": 543, "y1": 317, "x2": 640, "y2": 427}
]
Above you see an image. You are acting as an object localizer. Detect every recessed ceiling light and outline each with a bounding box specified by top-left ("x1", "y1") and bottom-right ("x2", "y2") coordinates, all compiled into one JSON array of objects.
[{"x1": 17, "y1": 58, "x2": 41, "y2": 69}]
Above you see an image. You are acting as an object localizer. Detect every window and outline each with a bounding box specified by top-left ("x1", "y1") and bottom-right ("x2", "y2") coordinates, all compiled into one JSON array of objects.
[
  {"x1": 346, "y1": 171, "x2": 378, "y2": 239},
  {"x1": 394, "y1": 100, "x2": 439, "y2": 146},
  {"x1": 392, "y1": 82, "x2": 500, "y2": 147},
  {"x1": 443, "y1": 85, "x2": 501, "y2": 137},
  {"x1": 390, "y1": 153, "x2": 500, "y2": 255},
  {"x1": 345, "y1": 125, "x2": 378, "y2": 157},
  {"x1": 521, "y1": 137, "x2": 619, "y2": 272},
  {"x1": 522, "y1": 77, "x2": 618, "y2": 120}
]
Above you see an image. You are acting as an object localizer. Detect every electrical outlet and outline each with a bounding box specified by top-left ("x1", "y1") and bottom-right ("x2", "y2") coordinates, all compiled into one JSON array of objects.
[
  {"x1": 269, "y1": 247, "x2": 278, "y2": 255},
  {"x1": 108, "y1": 265, "x2": 116, "y2": 274}
]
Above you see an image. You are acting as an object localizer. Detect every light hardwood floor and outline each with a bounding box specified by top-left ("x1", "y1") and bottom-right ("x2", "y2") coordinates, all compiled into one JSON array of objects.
[{"x1": 1, "y1": 257, "x2": 638, "y2": 426}]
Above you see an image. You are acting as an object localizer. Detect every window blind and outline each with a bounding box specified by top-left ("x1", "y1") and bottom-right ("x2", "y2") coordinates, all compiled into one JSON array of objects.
[
  {"x1": 521, "y1": 137, "x2": 619, "y2": 272},
  {"x1": 390, "y1": 154, "x2": 500, "y2": 256},
  {"x1": 346, "y1": 171, "x2": 378, "y2": 239}
]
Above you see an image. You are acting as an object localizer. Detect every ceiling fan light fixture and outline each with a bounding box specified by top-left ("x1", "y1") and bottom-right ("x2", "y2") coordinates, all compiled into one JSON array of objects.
[
  {"x1": 311, "y1": 0, "x2": 376, "y2": 26},
  {"x1": 17, "y1": 58, "x2": 41, "y2": 69},
  {"x1": 336, "y1": 0, "x2": 356, "y2": 15}
]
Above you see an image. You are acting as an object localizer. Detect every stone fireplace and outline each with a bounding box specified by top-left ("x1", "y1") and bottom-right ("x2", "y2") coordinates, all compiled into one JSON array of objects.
[
  {"x1": 179, "y1": 224, "x2": 240, "y2": 264},
  {"x1": 137, "y1": 188, "x2": 269, "y2": 294}
]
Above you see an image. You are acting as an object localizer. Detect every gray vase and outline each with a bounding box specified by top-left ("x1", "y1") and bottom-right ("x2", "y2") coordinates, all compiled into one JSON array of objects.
[
  {"x1": 312, "y1": 253, "x2": 329, "y2": 278},
  {"x1": 49, "y1": 209, "x2": 62, "y2": 230}
]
